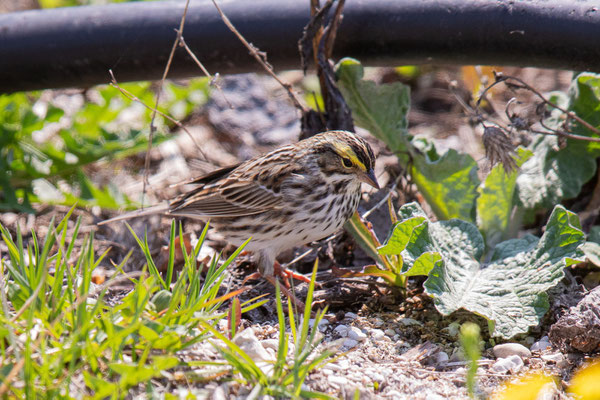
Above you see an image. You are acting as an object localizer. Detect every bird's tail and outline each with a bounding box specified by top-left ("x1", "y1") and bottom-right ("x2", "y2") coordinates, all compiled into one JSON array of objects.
[{"x1": 97, "y1": 204, "x2": 169, "y2": 225}]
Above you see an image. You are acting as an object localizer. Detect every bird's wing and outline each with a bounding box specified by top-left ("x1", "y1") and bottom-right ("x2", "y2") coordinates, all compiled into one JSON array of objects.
[{"x1": 168, "y1": 176, "x2": 283, "y2": 218}]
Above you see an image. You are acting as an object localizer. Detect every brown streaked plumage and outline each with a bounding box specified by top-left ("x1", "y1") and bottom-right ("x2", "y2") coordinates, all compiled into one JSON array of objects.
[{"x1": 100, "y1": 130, "x2": 378, "y2": 280}]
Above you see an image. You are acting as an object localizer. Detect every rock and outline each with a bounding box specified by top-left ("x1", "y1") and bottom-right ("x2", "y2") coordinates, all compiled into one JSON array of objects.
[
  {"x1": 348, "y1": 326, "x2": 367, "y2": 342},
  {"x1": 345, "y1": 312, "x2": 358, "y2": 320},
  {"x1": 372, "y1": 318, "x2": 384, "y2": 328},
  {"x1": 398, "y1": 318, "x2": 423, "y2": 327},
  {"x1": 549, "y1": 285, "x2": 600, "y2": 352},
  {"x1": 384, "y1": 328, "x2": 396, "y2": 337},
  {"x1": 261, "y1": 339, "x2": 280, "y2": 352},
  {"x1": 426, "y1": 395, "x2": 446, "y2": 400},
  {"x1": 232, "y1": 328, "x2": 273, "y2": 362},
  {"x1": 541, "y1": 352, "x2": 565, "y2": 364},
  {"x1": 490, "y1": 355, "x2": 524, "y2": 374},
  {"x1": 212, "y1": 385, "x2": 227, "y2": 400},
  {"x1": 371, "y1": 372, "x2": 384, "y2": 382},
  {"x1": 493, "y1": 343, "x2": 532, "y2": 359},
  {"x1": 321, "y1": 368, "x2": 334, "y2": 376},
  {"x1": 531, "y1": 336, "x2": 551, "y2": 352},
  {"x1": 386, "y1": 390, "x2": 403, "y2": 400},
  {"x1": 327, "y1": 375, "x2": 348, "y2": 388},
  {"x1": 334, "y1": 325, "x2": 349, "y2": 337},
  {"x1": 435, "y1": 351, "x2": 449, "y2": 365},
  {"x1": 343, "y1": 338, "x2": 359, "y2": 349},
  {"x1": 371, "y1": 329, "x2": 385, "y2": 341}
]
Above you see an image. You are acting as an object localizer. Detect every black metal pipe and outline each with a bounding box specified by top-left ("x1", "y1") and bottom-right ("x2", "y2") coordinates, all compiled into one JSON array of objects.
[{"x1": 1, "y1": 0, "x2": 600, "y2": 93}]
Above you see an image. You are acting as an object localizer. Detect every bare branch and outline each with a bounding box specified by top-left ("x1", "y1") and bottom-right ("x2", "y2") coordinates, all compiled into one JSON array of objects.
[
  {"x1": 211, "y1": 0, "x2": 306, "y2": 112},
  {"x1": 108, "y1": 70, "x2": 208, "y2": 159}
]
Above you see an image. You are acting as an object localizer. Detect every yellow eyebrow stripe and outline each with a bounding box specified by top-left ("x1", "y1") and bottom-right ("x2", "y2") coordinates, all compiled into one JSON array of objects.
[{"x1": 332, "y1": 142, "x2": 367, "y2": 171}]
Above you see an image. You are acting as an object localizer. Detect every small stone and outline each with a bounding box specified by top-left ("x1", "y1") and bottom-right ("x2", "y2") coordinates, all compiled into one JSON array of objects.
[
  {"x1": 371, "y1": 329, "x2": 385, "y2": 340},
  {"x1": 386, "y1": 390, "x2": 402, "y2": 400},
  {"x1": 327, "y1": 375, "x2": 348, "y2": 387},
  {"x1": 233, "y1": 328, "x2": 272, "y2": 361},
  {"x1": 435, "y1": 351, "x2": 449, "y2": 365},
  {"x1": 531, "y1": 336, "x2": 551, "y2": 352},
  {"x1": 541, "y1": 352, "x2": 565, "y2": 364},
  {"x1": 384, "y1": 329, "x2": 396, "y2": 337},
  {"x1": 334, "y1": 325, "x2": 349, "y2": 337},
  {"x1": 398, "y1": 318, "x2": 423, "y2": 327},
  {"x1": 490, "y1": 355, "x2": 524, "y2": 374},
  {"x1": 261, "y1": 339, "x2": 280, "y2": 352},
  {"x1": 426, "y1": 395, "x2": 446, "y2": 400},
  {"x1": 372, "y1": 318, "x2": 384, "y2": 328},
  {"x1": 493, "y1": 343, "x2": 532, "y2": 359},
  {"x1": 345, "y1": 312, "x2": 358, "y2": 320},
  {"x1": 343, "y1": 338, "x2": 359, "y2": 348},
  {"x1": 371, "y1": 372, "x2": 384, "y2": 382},
  {"x1": 212, "y1": 385, "x2": 227, "y2": 400},
  {"x1": 348, "y1": 326, "x2": 367, "y2": 342},
  {"x1": 321, "y1": 368, "x2": 334, "y2": 376}
]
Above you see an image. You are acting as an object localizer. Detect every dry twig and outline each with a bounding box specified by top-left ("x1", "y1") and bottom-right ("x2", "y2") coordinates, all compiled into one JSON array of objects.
[{"x1": 211, "y1": 0, "x2": 306, "y2": 112}]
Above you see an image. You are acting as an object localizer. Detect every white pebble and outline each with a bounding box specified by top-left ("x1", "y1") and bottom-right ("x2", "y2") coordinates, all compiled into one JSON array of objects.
[
  {"x1": 541, "y1": 352, "x2": 564, "y2": 364},
  {"x1": 371, "y1": 329, "x2": 385, "y2": 340},
  {"x1": 371, "y1": 372, "x2": 384, "y2": 382},
  {"x1": 327, "y1": 375, "x2": 348, "y2": 387},
  {"x1": 426, "y1": 394, "x2": 446, "y2": 400},
  {"x1": 531, "y1": 336, "x2": 551, "y2": 352},
  {"x1": 386, "y1": 390, "x2": 402, "y2": 400},
  {"x1": 493, "y1": 343, "x2": 531, "y2": 359},
  {"x1": 348, "y1": 326, "x2": 367, "y2": 342},
  {"x1": 490, "y1": 355, "x2": 524, "y2": 374},
  {"x1": 321, "y1": 368, "x2": 334, "y2": 376}
]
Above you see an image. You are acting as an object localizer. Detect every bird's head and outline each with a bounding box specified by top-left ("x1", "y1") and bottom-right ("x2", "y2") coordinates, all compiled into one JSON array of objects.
[{"x1": 308, "y1": 130, "x2": 379, "y2": 189}]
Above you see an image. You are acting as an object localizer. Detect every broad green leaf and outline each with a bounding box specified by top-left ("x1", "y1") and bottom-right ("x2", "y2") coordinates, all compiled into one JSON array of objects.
[
  {"x1": 395, "y1": 202, "x2": 584, "y2": 338},
  {"x1": 377, "y1": 211, "x2": 442, "y2": 277},
  {"x1": 410, "y1": 139, "x2": 480, "y2": 221},
  {"x1": 477, "y1": 147, "x2": 533, "y2": 246},
  {"x1": 336, "y1": 58, "x2": 411, "y2": 155},
  {"x1": 517, "y1": 135, "x2": 597, "y2": 211},
  {"x1": 378, "y1": 217, "x2": 426, "y2": 255},
  {"x1": 517, "y1": 73, "x2": 600, "y2": 212}
]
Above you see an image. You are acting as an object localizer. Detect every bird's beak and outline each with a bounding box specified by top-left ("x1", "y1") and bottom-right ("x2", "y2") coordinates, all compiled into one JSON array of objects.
[{"x1": 360, "y1": 169, "x2": 380, "y2": 189}]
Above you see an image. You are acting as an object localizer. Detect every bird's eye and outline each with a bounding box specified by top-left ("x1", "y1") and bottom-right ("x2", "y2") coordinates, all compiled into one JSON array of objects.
[{"x1": 341, "y1": 157, "x2": 353, "y2": 168}]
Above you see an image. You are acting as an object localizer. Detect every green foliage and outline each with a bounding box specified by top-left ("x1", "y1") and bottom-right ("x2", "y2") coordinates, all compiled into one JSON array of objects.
[
  {"x1": 389, "y1": 202, "x2": 584, "y2": 338},
  {"x1": 459, "y1": 323, "x2": 482, "y2": 398},
  {"x1": 410, "y1": 138, "x2": 480, "y2": 221},
  {"x1": 476, "y1": 148, "x2": 533, "y2": 247},
  {"x1": 517, "y1": 73, "x2": 600, "y2": 213},
  {"x1": 0, "y1": 212, "x2": 267, "y2": 397},
  {"x1": 201, "y1": 261, "x2": 335, "y2": 399},
  {"x1": 0, "y1": 79, "x2": 209, "y2": 211},
  {"x1": 336, "y1": 58, "x2": 411, "y2": 157}
]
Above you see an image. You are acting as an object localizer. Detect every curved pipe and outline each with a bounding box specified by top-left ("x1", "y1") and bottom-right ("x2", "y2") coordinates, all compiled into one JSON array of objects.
[{"x1": 1, "y1": 0, "x2": 599, "y2": 93}]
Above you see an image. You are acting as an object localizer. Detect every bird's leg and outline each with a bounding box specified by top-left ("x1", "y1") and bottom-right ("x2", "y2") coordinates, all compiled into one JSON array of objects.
[
  {"x1": 242, "y1": 261, "x2": 311, "y2": 287},
  {"x1": 273, "y1": 261, "x2": 312, "y2": 285}
]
